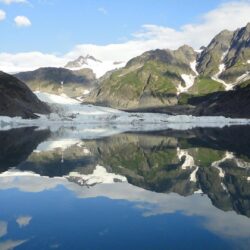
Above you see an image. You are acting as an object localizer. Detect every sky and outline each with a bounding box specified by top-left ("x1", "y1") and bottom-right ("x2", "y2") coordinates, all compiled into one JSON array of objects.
[{"x1": 0, "y1": 0, "x2": 250, "y2": 72}]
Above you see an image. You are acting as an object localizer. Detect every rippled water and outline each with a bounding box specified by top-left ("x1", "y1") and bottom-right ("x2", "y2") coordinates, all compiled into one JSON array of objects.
[{"x1": 0, "y1": 126, "x2": 250, "y2": 250}]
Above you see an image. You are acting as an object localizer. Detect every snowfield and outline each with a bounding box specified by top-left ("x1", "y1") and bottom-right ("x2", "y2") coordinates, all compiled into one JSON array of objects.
[
  {"x1": 65, "y1": 57, "x2": 126, "y2": 78},
  {"x1": 0, "y1": 92, "x2": 250, "y2": 136}
]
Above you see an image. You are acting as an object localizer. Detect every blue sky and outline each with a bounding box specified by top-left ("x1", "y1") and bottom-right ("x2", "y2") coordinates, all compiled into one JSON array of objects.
[
  {"x1": 0, "y1": 0, "x2": 249, "y2": 72},
  {"x1": 0, "y1": 0, "x2": 235, "y2": 54}
]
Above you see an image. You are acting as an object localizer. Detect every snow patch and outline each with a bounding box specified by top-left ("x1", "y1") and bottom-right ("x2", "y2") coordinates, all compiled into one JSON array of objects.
[
  {"x1": 190, "y1": 61, "x2": 199, "y2": 76},
  {"x1": 66, "y1": 165, "x2": 127, "y2": 186},
  {"x1": 66, "y1": 57, "x2": 126, "y2": 78},
  {"x1": 194, "y1": 189, "x2": 203, "y2": 194},
  {"x1": 212, "y1": 50, "x2": 234, "y2": 91},
  {"x1": 195, "y1": 49, "x2": 204, "y2": 54},
  {"x1": 212, "y1": 64, "x2": 234, "y2": 91},
  {"x1": 35, "y1": 139, "x2": 82, "y2": 152},
  {"x1": 211, "y1": 152, "x2": 234, "y2": 178},
  {"x1": 190, "y1": 167, "x2": 199, "y2": 182},
  {"x1": 177, "y1": 61, "x2": 198, "y2": 95},
  {"x1": 35, "y1": 91, "x2": 80, "y2": 105},
  {"x1": 178, "y1": 74, "x2": 196, "y2": 94},
  {"x1": 221, "y1": 183, "x2": 228, "y2": 192},
  {"x1": 177, "y1": 148, "x2": 199, "y2": 182},
  {"x1": 177, "y1": 148, "x2": 195, "y2": 169}
]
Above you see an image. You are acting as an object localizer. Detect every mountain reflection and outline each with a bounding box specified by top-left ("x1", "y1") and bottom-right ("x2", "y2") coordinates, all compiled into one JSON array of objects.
[{"x1": 0, "y1": 125, "x2": 250, "y2": 219}]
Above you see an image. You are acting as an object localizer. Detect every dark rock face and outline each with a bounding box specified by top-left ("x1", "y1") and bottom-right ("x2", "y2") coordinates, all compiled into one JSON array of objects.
[
  {"x1": 0, "y1": 71, "x2": 50, "y2": 118},
  {"x1": 196, "y1": 30, "x2": 234, "y2": 76},
  {"x1": 197, "y1": 23, "x2": 250, "y2": 83},
  {"x1": 190, "y1": 85, "x2": 250, "y2": 118}
]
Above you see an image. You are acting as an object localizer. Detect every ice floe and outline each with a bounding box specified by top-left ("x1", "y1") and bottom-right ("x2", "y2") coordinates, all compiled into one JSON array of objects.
[{"x1": 1, "y1": 92, "x2": 250, "y2": 134}]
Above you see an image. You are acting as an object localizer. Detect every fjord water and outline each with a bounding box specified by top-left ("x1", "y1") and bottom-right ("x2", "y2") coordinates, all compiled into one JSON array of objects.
[{"x1": 0, "y1": 126, "x2": 250, "y2": 250}]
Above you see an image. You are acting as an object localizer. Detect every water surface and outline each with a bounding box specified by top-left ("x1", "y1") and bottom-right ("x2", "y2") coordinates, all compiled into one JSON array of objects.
[{"x1": 0, "y1": 126, "x2": 250, "y2": 250}]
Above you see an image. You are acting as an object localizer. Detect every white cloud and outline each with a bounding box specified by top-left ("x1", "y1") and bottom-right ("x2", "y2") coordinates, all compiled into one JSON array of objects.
[
  {"x1": 98, "y1": 7, "x2": 107, "y2": 15},
  {"x1": 16, "y1": 216, "x2": 32, "y2": 228},
  {"x1": 134, "y1": 1, "x2": 250, "y2": 49},
  {"x1": 0, "y1": 240, "x2": 27, "y2": 250},
  {"x1": 0, "y1": 1, "x2": 250, "y2": 73},
  {"x1": 0, "y1": 171, "x2": 250, "y2": 239},
  {"x1": 0, "y1": 221, "x2": 7, "y2": 238},
  {"x1": 0, "y1": 9, "x2": 6, "y2": 20},
  {"x1": 14, "y1": 15, "x2": 31, "y2": 27},
  {"x1": 0, "y1": 51, "x2": 64, "y2": 72},
  {"x1": 0, "y1": 0, "x2": 27, "y2": 4}
]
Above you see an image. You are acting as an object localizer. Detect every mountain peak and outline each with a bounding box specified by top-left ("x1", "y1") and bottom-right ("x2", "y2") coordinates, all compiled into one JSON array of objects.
[
  {"x1": 65, "y1": 55, "x2": 102, "y2": 69},
  {"x1": 177, "y1": 45, "x2": 196, "y2": 55},
  {"x1": 245, "y1": 22, "x2": 250, "y2": 30}
]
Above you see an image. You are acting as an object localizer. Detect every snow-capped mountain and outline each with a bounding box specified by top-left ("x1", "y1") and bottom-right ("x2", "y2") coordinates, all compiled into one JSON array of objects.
[
  {"x1": 64, "y1": 55, "x2": 126, "y2": 78},
  {"x1": 65, "y1": 55, "x2": 102, "y2": 68}
]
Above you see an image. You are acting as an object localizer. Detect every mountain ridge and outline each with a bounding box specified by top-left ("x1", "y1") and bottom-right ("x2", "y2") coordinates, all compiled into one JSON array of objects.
[{"x1": 85, "y1": 23, "x2": 250, "y2": 110}]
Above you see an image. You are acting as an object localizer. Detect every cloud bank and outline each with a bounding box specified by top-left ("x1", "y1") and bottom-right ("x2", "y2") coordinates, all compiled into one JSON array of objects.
[{"x1": 0, "y1": 1, "x2": 250, "y2": 72}]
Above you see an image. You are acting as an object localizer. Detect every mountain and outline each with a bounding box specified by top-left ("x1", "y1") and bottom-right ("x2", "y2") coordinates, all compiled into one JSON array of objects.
[
  {"x1": 86, "y1": 45, "x2": 225, "y2": 109},
  {"x1": 65, "y1": 55, "x2": 125, "y2": 78},
  {"x1": 9, "y1": 127, "x2": 250, "y2": 217},
  {"x1": 65, "y1": 55, "x2": 102, "y2": 68},
  {"x1": 15, "y1": 67, "x2": 96, "y2": 98},
  {"x1": 197, "y1": 23, "x2": 250, "y2": 89},
  {"x1": 86, "y1": 23, "x2": 250, "y2": 110},
  {"x1": 0, "y1": 71, "x2": 50, "y2": 118}
]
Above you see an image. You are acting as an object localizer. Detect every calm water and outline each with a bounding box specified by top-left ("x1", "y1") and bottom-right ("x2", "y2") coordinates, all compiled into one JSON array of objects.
[{"x1": 0, "y1": 126, "x2": 250, "y2": 250}]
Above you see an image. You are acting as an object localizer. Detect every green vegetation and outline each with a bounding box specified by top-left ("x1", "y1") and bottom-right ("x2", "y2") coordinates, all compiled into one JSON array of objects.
[
  {"x1": 105, "y1": 60, "x2": 182, "y2": 98},
  {"x1": 189, "y1": 77, "x2": 224, "y2": 95},
  {"x1": 190, "y1": 148, "x2": 225, "y2": 167}
]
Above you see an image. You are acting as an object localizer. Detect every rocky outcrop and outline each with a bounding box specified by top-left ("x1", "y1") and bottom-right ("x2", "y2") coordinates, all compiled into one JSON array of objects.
[
  {"x1": 0, "y1": 71, "x2": 50, "y2": 118},
  {"x1": 197, "y1": 23, "x2": 250, "y2": 84},
  {"x1": 196, "y1": 30, "x2": 234, "y2": 76}
]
